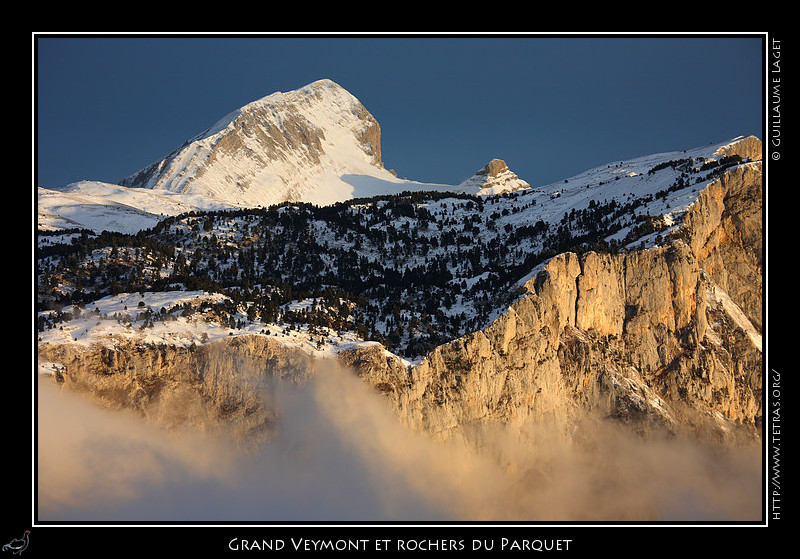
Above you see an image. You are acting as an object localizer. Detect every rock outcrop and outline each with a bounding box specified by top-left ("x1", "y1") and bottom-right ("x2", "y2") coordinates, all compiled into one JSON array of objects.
[
  {"x1": 681, "y1": 161, "x2": 763, "y2": 330},
  {"x1": 458, "y1": 159, "x2": 530, "y2": 195},
  {"x1": 38, "y1": 335, "x2": 318, "y2": 445}
]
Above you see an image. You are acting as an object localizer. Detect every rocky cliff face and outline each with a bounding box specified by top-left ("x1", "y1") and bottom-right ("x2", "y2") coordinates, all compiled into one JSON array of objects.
[
  {"x1": 345, "y1": 242, "x2": 761, "y2": 450},
  {"x1": 38, "y1": 335, "x2": 318, "y2": 445},
  {"x1": 344, "y1": 155, "x2": 763, "y2": 450},
  {"x1": 682, "y1": 162, "x2": 763, "y2": 330}
]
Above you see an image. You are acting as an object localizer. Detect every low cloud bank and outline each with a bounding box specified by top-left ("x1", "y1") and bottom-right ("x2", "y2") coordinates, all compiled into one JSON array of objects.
[{"x1": 36, "y1": 362, "x2": 761, "y2": 523}]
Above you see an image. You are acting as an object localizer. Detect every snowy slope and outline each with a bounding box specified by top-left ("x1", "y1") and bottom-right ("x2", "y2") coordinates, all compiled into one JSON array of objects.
[
  {"x1": 37, "y1": 181, "x2": 231, "y2": 234},
  {"x1": 507, "y1": 136, "x2": 758, "y2": 248},
  {"x1": 36, "y1": 290, "x2": 408, "y2": 372}
]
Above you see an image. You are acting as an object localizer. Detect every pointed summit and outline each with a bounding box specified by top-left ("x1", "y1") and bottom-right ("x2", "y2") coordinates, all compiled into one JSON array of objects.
[
  {"x1": 119, "y1": 79, "x2": 392, "y2": 207},
  {"x1": 459, "y1": 159, "x2": 530, "y2": 195}
]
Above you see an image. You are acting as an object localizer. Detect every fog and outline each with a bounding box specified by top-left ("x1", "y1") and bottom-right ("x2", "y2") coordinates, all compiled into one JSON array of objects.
[{"x1": 36, "y1": 362, "x2": 762, "y2": 523}]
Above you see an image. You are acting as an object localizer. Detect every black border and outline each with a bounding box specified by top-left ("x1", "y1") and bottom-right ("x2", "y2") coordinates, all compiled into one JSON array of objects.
[{"x1": 26, "y1": 31, "x2": 779, "y2": 557}]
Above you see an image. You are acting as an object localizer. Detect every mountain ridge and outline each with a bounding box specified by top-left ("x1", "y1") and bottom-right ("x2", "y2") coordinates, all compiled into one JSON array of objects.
[{"x1": 37, "y1": 79, "x2": 760, "y2": 239}]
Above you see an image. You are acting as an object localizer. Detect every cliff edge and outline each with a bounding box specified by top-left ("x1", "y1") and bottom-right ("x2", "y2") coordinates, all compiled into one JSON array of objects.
[{"x1": 344, "y1": 138, "x2": 763, "y2": 450}]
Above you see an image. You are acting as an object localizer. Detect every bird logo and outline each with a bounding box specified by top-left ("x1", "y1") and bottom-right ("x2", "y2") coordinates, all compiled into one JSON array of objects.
[{"x1": 2, "y1": 531, "x2": 29, "y2": 555}]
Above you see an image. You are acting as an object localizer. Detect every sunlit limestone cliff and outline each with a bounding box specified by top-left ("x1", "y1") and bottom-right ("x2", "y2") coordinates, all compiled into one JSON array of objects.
[{"x1": 347, "y1": 158, "x2": 763, "y2": 451}]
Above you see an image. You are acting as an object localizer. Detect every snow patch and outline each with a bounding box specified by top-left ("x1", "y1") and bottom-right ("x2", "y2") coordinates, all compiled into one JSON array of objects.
[{"x1": 706, "y1": 284, "x2": 762, "y2": 352}]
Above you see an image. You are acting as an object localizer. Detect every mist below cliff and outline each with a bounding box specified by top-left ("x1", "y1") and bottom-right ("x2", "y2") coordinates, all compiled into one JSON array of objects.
[{"x1": 37, "y1": 361, "x2": 761, "y2": 523}]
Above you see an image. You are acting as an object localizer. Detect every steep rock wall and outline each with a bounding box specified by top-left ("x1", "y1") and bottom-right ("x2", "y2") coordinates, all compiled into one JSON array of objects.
[
  {"x1": 344, "y1": 245, "x2": 761, "y2": 448},
  {"x1": 682, "y1": 161, "x2": 763, "y2": 329},
  {"x1": 37, "y1": 335, "x2": 317, "y2": 445},
  {"x1": 344, "y1": 156, "x2": 763, "y2": 448}
]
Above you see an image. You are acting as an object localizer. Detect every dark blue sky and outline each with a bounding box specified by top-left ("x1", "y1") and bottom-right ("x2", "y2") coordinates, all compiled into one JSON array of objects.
[{"x1": 35, "y1": 34, "x2": 764, "y2": 190}]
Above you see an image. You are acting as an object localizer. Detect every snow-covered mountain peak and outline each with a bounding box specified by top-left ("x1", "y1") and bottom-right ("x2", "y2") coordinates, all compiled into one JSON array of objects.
[{"x1": 118, "y1": 79, "x2": 403, "y2": 208}]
